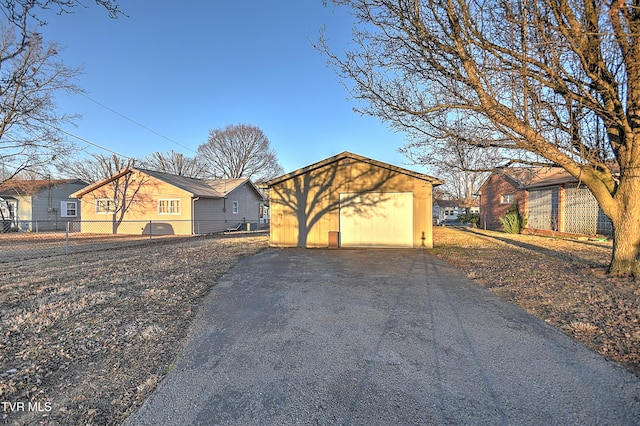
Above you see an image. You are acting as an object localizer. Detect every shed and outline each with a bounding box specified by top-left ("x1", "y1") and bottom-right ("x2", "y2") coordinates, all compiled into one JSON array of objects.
[{"x1": 266, "y1": 151, "x2": 443, "y2": 248}]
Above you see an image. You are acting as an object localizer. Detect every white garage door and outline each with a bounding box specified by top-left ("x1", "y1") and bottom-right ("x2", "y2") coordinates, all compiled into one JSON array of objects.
[{"x1": 339, "y1": 192, "x2": 413, "y2": 248}]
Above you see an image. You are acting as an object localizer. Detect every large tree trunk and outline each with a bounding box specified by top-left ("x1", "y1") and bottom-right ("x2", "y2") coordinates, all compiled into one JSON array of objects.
[
  {"x1": 607, "y1": 177, "x2": 640, "y2": 276},
  {"x1": 609, "y1": 217, "x2": 640, "y2": 276}
]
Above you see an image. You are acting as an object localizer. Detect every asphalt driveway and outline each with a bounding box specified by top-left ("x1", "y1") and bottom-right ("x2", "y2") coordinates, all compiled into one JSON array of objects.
[{"x1": 126, "y1": 249, "x2": 640, "y2": 425}]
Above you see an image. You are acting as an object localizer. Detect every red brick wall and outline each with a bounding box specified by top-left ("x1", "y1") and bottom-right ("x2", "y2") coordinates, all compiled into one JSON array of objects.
[{"x1": 479, "y1": 174, "x2": 527, "y2": 231}]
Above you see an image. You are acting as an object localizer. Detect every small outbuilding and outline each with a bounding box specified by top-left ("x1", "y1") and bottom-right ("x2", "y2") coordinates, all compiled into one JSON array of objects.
[{"x1": 266, "y1": 151, "x2": 443, "y2": 248}]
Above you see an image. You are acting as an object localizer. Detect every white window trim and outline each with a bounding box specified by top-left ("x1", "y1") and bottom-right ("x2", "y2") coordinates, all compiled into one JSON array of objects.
[
  {"x1": 60, "y1": 201, "x2": 77, "y2": 218},
  {"x1": 232, "y1": 201, "x2": 239, "y2": 214},
  {"x1": 158, "y1": 199, "x2": 181, "y2": 215},
  {"x1": 500, "y1": 194, "x2": 514, "y2": 204},
  {"x1": 96, "y1": 199, "x2": 116, "y2": 214}
]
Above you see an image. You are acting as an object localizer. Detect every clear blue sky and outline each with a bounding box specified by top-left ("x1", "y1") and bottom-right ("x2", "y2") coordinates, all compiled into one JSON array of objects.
[{"x1": 39, "y1": 0, "x2": 425, "y2": 174}]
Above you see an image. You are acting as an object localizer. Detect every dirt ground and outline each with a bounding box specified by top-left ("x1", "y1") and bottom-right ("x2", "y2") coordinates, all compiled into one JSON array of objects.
[
  {"x1": 1, "y1": 228, "x2": 638, "y2": 425},
  {"x1": 0, "y1": 234, "x2": 268, "y2": 425},
  {"x1": 431, "y1": 226, "x2": 640, "y2": 377}
]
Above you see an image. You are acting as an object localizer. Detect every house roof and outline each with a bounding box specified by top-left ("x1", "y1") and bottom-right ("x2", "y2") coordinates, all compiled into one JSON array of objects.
[
  {"x1": 502, "y1": 167, "x2": 577, "y2": 189},
  {"x1": 266, "y1": 151, "x2": 444, "y2": 187},
  {"x1": 136, "y1": 168, "x2": 225, "y2": 198},
  {"x1": 71, "y1": 168, "x2": 264, "y2": 200},
  {"x1": 479, "y1": 167, "x2": 581, "y2": 194},
  {"x1": 0, "y1": 179, "x2": 87, "y2": 197},
  {"x1": 434, "y1": 200, "x2": 462, "y2": 208}
]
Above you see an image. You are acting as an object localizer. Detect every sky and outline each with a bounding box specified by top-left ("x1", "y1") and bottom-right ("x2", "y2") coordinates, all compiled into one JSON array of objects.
[{"x1": 36, "y1": 0, "x2": 428, "y2": 176}]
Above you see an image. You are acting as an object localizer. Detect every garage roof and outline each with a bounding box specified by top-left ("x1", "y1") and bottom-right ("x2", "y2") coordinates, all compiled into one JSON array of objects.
[{"x1": 266, "y1": 151, "x2": 444, "y2": 187}]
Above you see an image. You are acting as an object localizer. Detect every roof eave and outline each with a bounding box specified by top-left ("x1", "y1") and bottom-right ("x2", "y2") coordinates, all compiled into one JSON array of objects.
[
  {"x1": 70, "y1": 169, "x2": 133, "y2": 199},
  {"x1": 267, "y1": 151, "x2": 444, "y2": 187}
]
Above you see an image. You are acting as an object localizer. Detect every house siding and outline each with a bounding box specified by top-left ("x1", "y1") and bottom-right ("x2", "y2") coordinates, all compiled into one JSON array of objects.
[
  {"x1": 193, "y1": 198, "x2": 226, "y2": 234},
  {"x1": 269, "y1": 156, "x2": 435, "y2": 248},
  {"x1": 76, "y1": 170, "x2": 264, "y2": 236},
  {"x1": 225, "y1": 183, "x2": 261, "y2": 226},
  {"x1": 78, "y1": 171, "x2": 193, "y2": 235},
  {"x1": 1, "y1": 181, "x2": 86, "y2": 232}
]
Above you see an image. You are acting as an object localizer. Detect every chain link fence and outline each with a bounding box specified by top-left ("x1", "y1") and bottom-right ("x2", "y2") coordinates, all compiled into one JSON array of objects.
[{"x1": 0, "y1": 219, "x2": 267, "y2": 263}]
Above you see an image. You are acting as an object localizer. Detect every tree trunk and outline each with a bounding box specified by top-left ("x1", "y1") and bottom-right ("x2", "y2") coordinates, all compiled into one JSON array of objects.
[{"x1": 608, "y1": 182, "x2": 640, "y2": 276}]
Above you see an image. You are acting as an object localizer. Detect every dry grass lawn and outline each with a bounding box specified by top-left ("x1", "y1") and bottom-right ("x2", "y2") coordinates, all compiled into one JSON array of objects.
[
  {"x1": 1, "y1": 228, "x2": 638, "y2": 425},
  {"x1": 431, "y1": 226, "x2": 640, "y2": 377},
  {"x1": 0, "y1": 234, "x2": 268, "y2": 425}
]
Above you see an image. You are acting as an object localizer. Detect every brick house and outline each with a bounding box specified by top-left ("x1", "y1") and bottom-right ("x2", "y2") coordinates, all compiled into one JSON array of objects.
[{"x1": 477, "y1": 167, "x2": 613, "y2": 236}]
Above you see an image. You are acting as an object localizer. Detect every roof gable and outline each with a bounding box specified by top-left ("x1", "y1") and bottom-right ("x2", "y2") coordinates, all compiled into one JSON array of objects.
[{"x1": 266, "y1": 151, "x2": 444, "y2": 187}]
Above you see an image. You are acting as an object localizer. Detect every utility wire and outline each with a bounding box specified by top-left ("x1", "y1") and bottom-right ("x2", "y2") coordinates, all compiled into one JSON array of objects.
[
  {"x1": 79, "y1": 93, "x2": 198, "y2": 154},
  {"x1": 29, "y1": 116, "x2": 135, "y2": 160},
  {"x1": 54, "y1": 126, "x2": 136, "y2": 160}
]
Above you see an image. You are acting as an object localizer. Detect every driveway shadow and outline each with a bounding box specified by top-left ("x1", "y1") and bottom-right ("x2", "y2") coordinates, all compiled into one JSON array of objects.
[{"x1": 454, "y1": 227, "x2": 610, "y2": 267}]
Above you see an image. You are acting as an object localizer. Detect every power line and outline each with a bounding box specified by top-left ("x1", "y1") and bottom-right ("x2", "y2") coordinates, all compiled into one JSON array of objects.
[
  {"x1": 29, "y1": 117, "x2": 135, "y2": 160},
  {"x1": 79, "y1": 93, "x2": 198, "y2": 154},
  {"x1": 54, "y1": 126, "x2": 136, "y2": 160}
]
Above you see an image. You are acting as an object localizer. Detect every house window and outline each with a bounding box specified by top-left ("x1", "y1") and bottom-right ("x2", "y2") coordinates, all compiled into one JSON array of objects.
[
  {"x1": 232, "y1": 201, "x2": 239, "y2": 214},
  {"x1": 96, "y1": 199, "x2": 116, "y2": 214},
  {"x1": 159, "y1": 199, "x2": 181, "y2": 214},
  {"x1": 61, "y1": 201, "x2": 77, "y2": 217},
  {"x1": 500, "y1": 194, "x2": 514, "y2": 204}
]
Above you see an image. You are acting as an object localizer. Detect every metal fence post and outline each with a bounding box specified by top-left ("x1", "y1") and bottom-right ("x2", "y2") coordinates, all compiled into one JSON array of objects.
[
  {"x1": 149, "y1": 220, "x2": 153, "y2": 240},
  {"x1": 65, "y1": 221, "x2": 70, "y2": 255}
]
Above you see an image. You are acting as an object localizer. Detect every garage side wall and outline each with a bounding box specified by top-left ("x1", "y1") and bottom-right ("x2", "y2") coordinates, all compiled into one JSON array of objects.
[{"x1": 269, "y1": 158, "x2": 434, "y2": 248}]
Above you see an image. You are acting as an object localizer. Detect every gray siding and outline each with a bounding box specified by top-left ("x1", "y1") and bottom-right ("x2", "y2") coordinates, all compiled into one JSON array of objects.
[
  {"x1": 193, "y1": 198, "x2": 228, "y2": 233},
  {"x1": 19, "y1": 182, "x2": 86, "y2": 231},
  {"x1": 192, "y1": 183, "x2": 262, "y2": 234},
  {"x1": 225, "y1": 184, "x2": 261, "y2": 224}
]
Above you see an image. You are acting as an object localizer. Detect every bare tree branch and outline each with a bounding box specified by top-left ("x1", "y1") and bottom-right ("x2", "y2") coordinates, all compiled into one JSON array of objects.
[
  {"x1": 197, "y1": 124, "x2": 284, "y2": 183},
  {"x1": 142, "y1": 150, "x2": 210, "y2": 179}
]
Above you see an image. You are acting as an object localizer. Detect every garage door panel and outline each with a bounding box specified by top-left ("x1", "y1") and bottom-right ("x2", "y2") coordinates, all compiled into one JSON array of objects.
[{"x1": 340, "y1": 192, "x2": 413, "y2": 247}]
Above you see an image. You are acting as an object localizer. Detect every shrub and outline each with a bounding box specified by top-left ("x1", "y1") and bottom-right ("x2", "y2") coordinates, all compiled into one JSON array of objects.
[
  {"x1": 500, "y1": 203, "x2": 527, "y2": 234},
  {"x1": 458, "y1": 212, "x2": 480, "y2": 228}
]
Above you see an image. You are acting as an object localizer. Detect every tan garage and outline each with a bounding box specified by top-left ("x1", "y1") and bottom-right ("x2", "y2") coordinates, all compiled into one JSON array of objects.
[{"x1": 266, "y1": 152, "x2": 443, "y2": 248}]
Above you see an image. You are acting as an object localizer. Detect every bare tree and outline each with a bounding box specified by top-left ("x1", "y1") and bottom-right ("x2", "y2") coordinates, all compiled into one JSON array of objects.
[
  {"x1": 67, "y1": 153, "x2": 134, "y2": 183},
  {"x1": 142, "y1": 150, "x2": 210, "y2": 179},
  {"x1": 0, "y1": 29, "x2": 80, "y2": 182},
  {"x1": 322, "y1": 0, "x2": 640, "y2": 276},
  {"x1": 197, "y1": 124, "x2": 284, "y2": 183},
  {"x1": 402, "y1": 130, "x2": 501, "y2": 206},
  {"x1": 0, "y1": 0, "x2": 122, "y2": 183}
]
